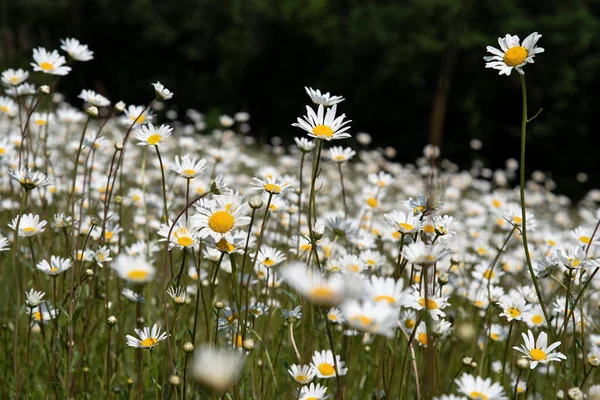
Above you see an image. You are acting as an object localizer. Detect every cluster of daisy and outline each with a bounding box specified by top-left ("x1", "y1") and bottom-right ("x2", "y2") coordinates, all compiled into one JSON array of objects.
[{"x1": 0, "y1": 31, "x2": 599, "y2": 400}]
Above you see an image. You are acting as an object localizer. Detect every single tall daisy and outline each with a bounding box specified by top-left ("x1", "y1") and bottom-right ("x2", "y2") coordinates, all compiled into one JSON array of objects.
[
  {"x1": 126, "y1": 324, "x2": 168, "y2": 349},
  {"x1": 292, "y1": 104, "x2": 351, "y2": 141},
  {"x1": 484, "y1": 32, "x2": 544, "y2": 75}
]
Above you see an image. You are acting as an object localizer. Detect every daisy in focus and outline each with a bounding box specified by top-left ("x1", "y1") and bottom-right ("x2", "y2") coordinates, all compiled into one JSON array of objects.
[
  {"x1": 484, "y1": 32, "x2": 544, "y2": 76},
  {"x1": 513, "y1": 330, "x2": 566, "y2": 369},
  {"x1": 31, "y1": 47, "x2": 71, "y2": 76},
  {"x1": 126, "y1": 323, "x2": 168, "y2": 349},
  {"x1": 310, "y1": 350, "x2": 348, "y2": 379},
  {"x1": 292, "y1": 104, "x2": 351, "y2": 141},
  {"x1": 136, "y1": 123, "x2": 173, "y2": 146}
]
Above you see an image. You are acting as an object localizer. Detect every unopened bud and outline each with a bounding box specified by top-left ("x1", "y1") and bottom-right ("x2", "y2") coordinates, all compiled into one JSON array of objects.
[
  {"x1": 568, "y1": 387, "x2": 584, "y2": 400},
  {"x1": 243, "y1": 338, "x2": 255, "y2": 351},
  {"x1": 311, "y1": 223, "x2": 324, "y2": 241},
  {"x1": 214, "y1": 300, "x2": 224, "y2": 310},
  {"x1": 516, "y1": 357, "x2": 530, "y2": 370},
  {"x1": 107, "y1": 316, "x2": 117, "y2": 326},
  {"x1": 40, "y1": 85, "x2": 50, "y2": 95},
  {"x1": 85, "y1": 269, "x2": 94, "y2": 277},
  {"x1": 169, "y1": 375, "x2": 181, "y2": 386},
  {"x1": 114, "y1": 196, "x2": 122, "y2": 204},
  {"x1": 91, "y1": 219, "x2": 99, "y2": 226},
  {"x1": 248, "y1": 195, "x2": 263, "y2": 210},
  {"x1": 183, "y1": 342, "x2": 194, "y2": 353},
  {"x1": 115, "y1": 101, "x2": 126, "y2": 113},
  {"x1": 455, "y1": 322, "x2": 476, "y2": 342},
  {"x1": 86, "y1": 106, "x2": 98, "y2": 117},
  {"x1": 438, "y1": 272, "x2": 449, "y2": 285},
  {"x1": 127, "y1": 378, "x2": 134, "y2": 385},
  {"x1": 83, "y1": 367, "x2": 90, "y2": 373},
  {"x1": 589, "y1": 355, "x2": 600, "y2": 367},
  {"x1": 461, "y1": 357, "x2": 473, "y2": 367},
  {"x1": 114, "y1": 141, "x2": 124, "y2": 151}
]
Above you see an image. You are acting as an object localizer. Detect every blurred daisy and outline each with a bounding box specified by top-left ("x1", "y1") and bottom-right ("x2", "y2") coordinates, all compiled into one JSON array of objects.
[
  {"x1": 292, "y1": 104, "x2": 351, "y2": 141},
  {"x1": 191, "y1": 346, "x2": 245, "y2": 392},
  {"x1": 0, "y1": 96, "x2": 16, "y2": 116},
  {"x1": 78, "y1": 89, "x2": 110, "y2": 107},
  {"x1": 310, "y1": 350, "x2": 347, "y2": 379},
  {"x1": 8, "y1": 168, "x2": 55, "y2": 191},
  {"x1": 328, "y1": 146, "x2": 356, "y2": 163},
  {"x1": 304, "y1": 87, "x2": 345, "y2": 106},
  {"x1": 555, "y1": 246, "x2": 588, "y2": 269},
  {"x1": 384, "y1": 210, "x2": 421, "y2": 234},
  {"x1": 152, "y1": 81, "x2": 173, "y2": 100},
  {"x1": 31, "y1": 47, "x2": 71, "y2": 76},
  {"x1": 299, "y1": 382, "x2": 330, "y2": 400},
  {"x1": 513, "y1": 330, "x2": 566, "y2": 369},
  {"x1": 136, "y1": 123, "x2": 173, "y2": 146},
  {"x1": 484, "y1": 32, "x2": 544, "y2": 76},
  {"x1": 455, "y1": 373, "x2": 507, "y2": 400},
  {"x1": 123, "y1": 104, "x2": 153, "y2": 126},
  {"x1": 294, "y1": 137, "x2": 316, "y2": 152},
  {"x1": 8, "y1": 213, "x2": 47, "y2": 237},
  {"x1": 364, "y1": 276, "x2": 406, "y2": 308},
  {"x1": 94, "y1": 245, "x2": 113, "y2": 267},
  {"x1": 340, "y1": 299, "x2": 397, "y2": 337},
  {"x1": 126, "y1": 323, "x2": 168, "y2": 349},
  {"x1": 1, "y1": 68, "x2": 29, "y2": 86},
  {"x1": 251, "y1": 176, "x2": 292, "y2": 195},
  {"x1": 60, "y1": 38, "x2": 94, "y2": 61},
  {"x1": 281, "y1": 263, "x2": 345, "y2": 306},
  {"x1": 166, "y1": 286, "x2": 190, "y2": 305},
  {"x1": 122, "y1": 288, "x2": 144, "y2": 303},
  {"x1": 0, "y1": 235, "x2": 9, "y2": 252},
  {"x1": 288, "y1": 364, "x2": 315, "y2": 385},
  {"x1": 112, "y1": 254, "x2": 156, "y2": 284},
  {"x1": 402, "y1": 241, "x2": 447, "y2": 267},
  {"x1": 497, "y1": 294, "x2": 531, "y2": 322},
  {"x1": 27, "y1": 302, "x2": 58, "y2": 325},
  {"x1": 37, "y1": 256, "x2": 72, "y2": 276},
  {"x1": 25, "y1": 289, "x2": 45, "y2": 307},
  {"x1": 170, "y1": 154, "x2": 207, "y2": 179}
]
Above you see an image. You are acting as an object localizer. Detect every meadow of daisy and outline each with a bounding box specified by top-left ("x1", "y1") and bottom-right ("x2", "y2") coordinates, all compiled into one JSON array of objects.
[{"x1": 0, "y1": 33, "x2": 599, "y2": 400}]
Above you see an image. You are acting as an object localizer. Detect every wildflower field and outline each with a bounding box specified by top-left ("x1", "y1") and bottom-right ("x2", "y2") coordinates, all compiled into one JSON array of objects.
[{"x1": 1, "y1": 34, "x2": 599, "y2": 400}]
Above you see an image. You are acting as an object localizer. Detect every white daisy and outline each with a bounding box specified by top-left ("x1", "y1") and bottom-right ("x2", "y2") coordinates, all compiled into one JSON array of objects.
[
  {"x1": 191, "y1": 193, "x2": 251, "y2": 242},
  {"x1": 513, "y1": 330, "x2": 566, "y2": 369},
  {"x1": 78, "y1": 89, "x2": 111, "y2": 107},
  {"x1": 152, "y1": 81, "x2": 173, "y2": 100},
  {"x1": 292, "y1": 104, "x2": 351, "y2": 141},
  {"x1": 111, "y1": 254, "x2": 156, "y2": 284},
  {"x1": 126, "y1": 323, "x2": 168, "y2": 349},
  {"x1": 288, "y1": 364, "x2": 316, "y2": 385},
  {"x1": 136, "y1": 123, "x2": 173, "y2": 146},
  {"x1": 60, "y1": 38, "x2": 94, "y2": 61},
  {"x1": 1, "y1": 68, "x2": 29, "y2": 86},
  {"x1": 37, "y1": 256, "x2": 72, "y2": 276},
  {"x1": 484, "y1": 32, "x2": 544, "y2": 75},
  {"x1": 170, "y1": 154, "x2": 207, "y2": 179},
  {"x1": 30, "y1": 47, "x2": 71, "y2": 76},
  {"x1": 310, "y1": 350, "x2": 347, "y2": 379},
  {"x1": 455, "y1": 373, "x2": 507, "y2": 399},
  {"x1": 8, "y1": 213, "x2": 47, "y2": 237},
  {"x1": 304, "y1": 86, "x2": 345, "y2": 106}
]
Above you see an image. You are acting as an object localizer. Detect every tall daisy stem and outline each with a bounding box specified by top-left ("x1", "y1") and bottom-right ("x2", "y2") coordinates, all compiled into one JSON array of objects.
[{"x1": 518, "y1": 75, "x2": 554, "y2": 338}]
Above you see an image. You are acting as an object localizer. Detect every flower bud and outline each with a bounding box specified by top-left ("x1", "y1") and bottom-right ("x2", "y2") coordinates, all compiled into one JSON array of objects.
[
  {"x1": 248, "y1": 195, "x2": 263, "y2": 210},
  {"x1": 114, "y1": 141, "x2": 124, "y2": 151},
  {"x1": 461, "y1": 357, "x2": 473, "y2": 367},
  {"x1": 114, "y1": 196, "x2": 122, "y2": 204},
  {"x1": 169, "y1": 375, "x2": 181, "y2": 386},
  {"x1": 40, "y1": 85, "x2": 50, "y2": 95},
  {"x1": 85, "y1": 269, "x2": 94, "y2": 277},
  {"x1": 437, "y1": 272, "x2": 449, "y2": 286},
  {"x1": 568, "y1": 387, "x2": 584, "y2": 400},
  {"x1": 311, "y1": 223, "x2": 324, "y2": 241},
  {"x1": 516, "y1": 357, "x2": 530, "y2": 370},
  {"x1": 214, "y1": 300, "x2": 224, "y2": 310},
  {"x1": 243, "y1": 338, "x2": 255, "y2": 351},
  {"x1": 107, "y1": 316, "x2": 117, "y2": 326},
  {"x1": 115, "y1": 101, "x2": 126, "y2": 113},
  {"x1": 86, "y1": 106, "x2": 98, "y2": 117},
  {"x1": 183, "y1": 342, "x2": 195, "y2": 353}
]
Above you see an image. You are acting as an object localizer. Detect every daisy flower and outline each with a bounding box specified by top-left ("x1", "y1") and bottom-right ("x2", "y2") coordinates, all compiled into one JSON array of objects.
[
  {"x1": 31, "y1": 47, "x2": 71, "y2": 76},
  {"x1": 256, "y1": 245, "x2": 286, "y2": 268},
  {"x1": 402, "y1": 241, "x2": 448, "y2": 267},
  {"x1": 339, "y1": 299, "x2": 398, "y2": 337},
  {"x1": 94, "y1": 245, "x2": 113, "y2": 267},
  {"x1": 406, "y1": 288, "x2": 449, "y2": 321},
  {"x1": 280, "y1": 263, "x2": 345, "y2": 306},
  {"x1": 5, "y1": 83, "x2": 36, "y2": 97},
  {"x1": 304, "y1": 86, "x2": 345, "y2": 106},
  {"x1": 310, "y1": 350, "x2": 348, "y2": 379},
  {"x1": 152, "y1": 81, "x2": 173, "y2": 100},
  {"x1": 299, "y1": 382, "x2": 330, "y2": 400},
  {"x1": 126, "y1": 323, "x2": 168, "y2": 349},
  {"x1": 60, "y1": 38, "x2": 94, "y2": 61},
  {"x1": 0, "y1": 96, "x2": 16, "y2": 116},
  {"x1": 294, "y1": 137, "x2": 316, "y2": 152},
  {"x1": 555, "y1": 246, "x2": 588, "y2": 269},
  {"x1": 455, "y1": 373, "x2": 507, "y2": 399},
  {"x1": 157, "y1": 219, "x2": 198, "y2": 250},
  {"x1": 570, "y1": 227, "x2": 596, "y2": 247},
  {"x1": 326, "y1": 307, "x2": 344, "y2": 324},
  {"x1": 292, "y1": 104, "x2": 351, "y2": 141},
  {"x1": 288, "y1": 364, "x2": 316, "y2": 385},
  {"x1": 1, "y1": 68, "x2": 29, "y2": 86},
  {"x1": 170, "y1": 154, "x2": 207, "y2": 179},
  {"x1": 122, "y1": 288, "x2": 144, "y2": 303},
  {"x1": 192, "y1": 194, "x2": 250, "y2": 242},
  {"x1": 484, "y1": 32, "x2": 544, "y2": 76},
  {"x1": 251, "y1": 176, "x2": 293, "y2": 195},
  {"x1": 25, "y1": 289, "x2": 46, "y2": 307},
  {"x1": 384, "y1": 210, "x2": 422, "y2": 234},
  {"x1": 497, "y1": 294, "x2": 531, "y2": 322},
  {"x1": 513, "y1": 330, "x2": 566, "y2": 369},
  {"x1": 37, "y1": 256, "x2": 72, "y2": 276},
  {"x1": 0, "y1": 235, "x2": 9, "y2": 252},
  {"x1": 190, "y1": 346, "x2": 245, "y2": 392},
  {"x1": 111, "y1": 254, "x2": 156, "y2": 284},
  {"x1": 328, "y1": 146, "x2": 356, "y2": 163},
  {"x1": 27, "y1": 302, "x2": 58, "y2": 325},
  {"x1": 363, "y1": 276, "x2": 407, "y2": 308},
  {"x1": 8, "y1": 168, "x2": 55, "y2": 191},
  {"x1": 502, "y1": 205, "x2": 536, "y2": 231},
  {"x1": 123, "y1": 104, "x2": 153, "y2": 126},
  {"x1": 8, "y1": 213, "x2": 47, "y2": 237},
  {"x1": 136, "y1": 123, "x2": 173, "y2": 146},
  {"x1": 166, "y1": 286, "x2": 190, "y2": 305},
  {"x1": 78, "y1": 89, "x2": 111, "y2": 107}
]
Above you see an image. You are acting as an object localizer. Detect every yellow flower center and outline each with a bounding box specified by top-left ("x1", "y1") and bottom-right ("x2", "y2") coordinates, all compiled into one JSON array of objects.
[
  {"x1": 177, "y1": 236, "x2": 193, "y2": 247},
  {"x1": 366, "y1": 197, "x2": 378, "y2": 208},
  {"x1": 531, "y1": 315, "x2": 543, "y2": 325},
  {"x1": 23, "y1": 227, "x2": 37, "y2": 233},
  {"x1": 399, "y1": 223, "x2": 414, "y2": 232},
  {"x1": 374, "y1": 295, "x2": 395, "y2": 305},
  {"x1": 10, "y1": 76, "x2": 18, "y2": 83},
  {"x1": 475, "y1": 300, "x2": 485, "y2": 308},
  {"x1": 40, "y1": 62, "x2": 54, "y2": 71},
  {"x1": 0, "y1": 106, "x2": 8, "y2": 113},
  {"x1": 264, "y1": 183, "x2": 281, "y2": 193},
  {"x1": 492, "y1": 199, "x2": 501, "y2": 208},
  {"x1": 105, "y1": 231, "x2": 114, "y2": 240},
  {"x1": 547, "y1": 239, "x2": 556, "y2": 246},
  {"x1": 507, "y1": 308, "x2": 521, "y2": 318},
  {"x1": 183, "y1": 169, "x2": 196, "y2": 178},
  {"x1": 392, "y1": 231, "x2": 401, "y2": 240},
  {"x1": 346, "y1": 264, "x2": 359, "y2": 273},
  {"x1": 483, "y1": 269, "x2": 495, "y2": 280},
  {"x1": 423, "y1": 225, "x2": 435, "y2": 234},
  {"x1": 208, "y1": 211, "x2": 235, "y2": 233},
  {"x1": 503, "y1": 46, "x2": 528, "y2": 67},
  {"x1": 305, "y1": 398, "x2": 317, "y2": 400},
  {"x1": 131, "y1": 114, "x2": 146, "y2": 123},
  {"x1": 513, "y1": 216, "x2": 522, "y2": 225},
  {"x1": 350, "y1": 315, "x2": 372, "y2": 327},
  {"x1": 579, "y1": 236, "x2": 591, "y2": 244},
  {"x1": 141, "y1": 337, "x2": 158, "y2": 348},
  {"x1": 418, "y1": 298, "x2": 438, "y2": 310},
  {"x1": 418, "y1": 332, "x2": 428, "y2": 345},
  {"x1": 147, "y1": 134, "x2": 162, "y2": 145},
  {"x1": 33, "y1": 311, "x2": 42, "y2": 321},
  {"x1": 35, "y1": 119, "x2": 47, "y2": 126},
  {"x1": 296, "y1": 375, "x2": 309, "y2": 384},
  {"x1": 318, "y1": 363, "x2": 335, "y2": 376},
  {"x1": 127, "y1": 269, "x2": 149, "y2": 282},
  {"x1": 490, "y1": 333, "x2": 499, "y2": 341},
  {"x1": 216, "y1": 238, "x2": 235, "y2": 253},
  {"x1": 470, "y1": 391, "x2": 489, "y2": 400},
  {"x1": 529, "y1": 348, "x2": 546, "y2": 361},
  {"x1": 263, "y1": 258, "x2": 275, "y2": 267},
  {"x1": 405, "y1": 319, "x2": 415, "y2": 329},
  {"x1": 312, "y1": 125, "x2": 333, "y2": 138},
  {"x1": 50, "y1": 267, "x2": 59, "y2": 272},
  {"x1": 309, "y1": 286, "x2": 333, "y2": 300},
  {"x1": 333, "y1": 155, "x2": 346, "y2": 162}
]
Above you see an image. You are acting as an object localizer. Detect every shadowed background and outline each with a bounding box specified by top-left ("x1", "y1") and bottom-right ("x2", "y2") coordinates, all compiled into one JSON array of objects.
[{"x1": 2, "y1": 0, "x2": 600, "y2": 200}]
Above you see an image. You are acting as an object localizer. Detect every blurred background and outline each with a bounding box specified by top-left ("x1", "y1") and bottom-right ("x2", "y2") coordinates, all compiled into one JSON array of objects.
[{"x1": 2, "y1": 0, "x2": 600, "y2": 200}]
